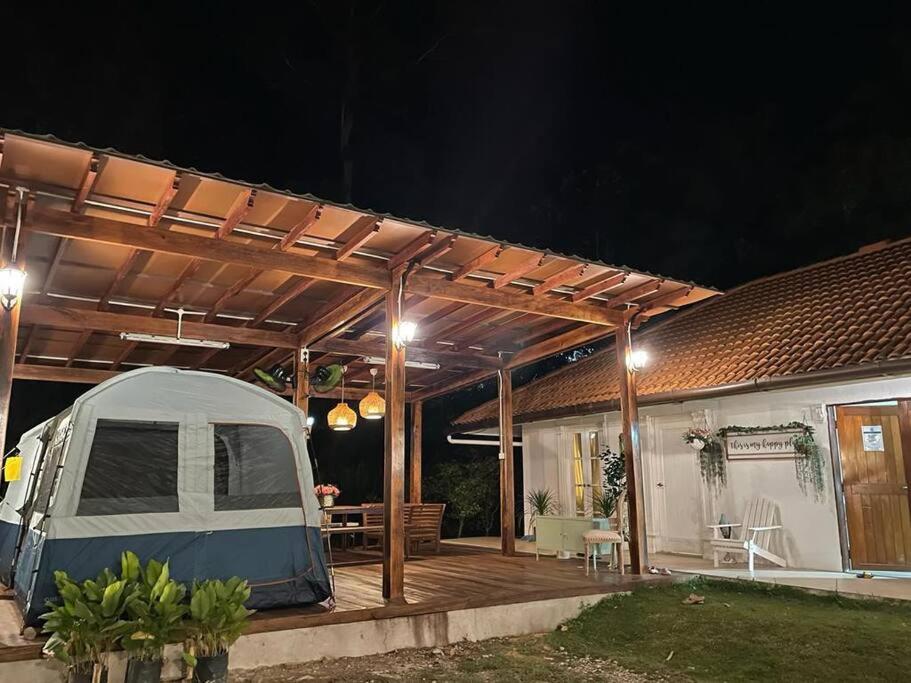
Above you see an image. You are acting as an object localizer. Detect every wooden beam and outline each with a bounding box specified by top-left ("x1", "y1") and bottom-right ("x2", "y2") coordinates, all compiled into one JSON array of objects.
[
  {"x1": 29, "y1": 208, "x2": 619, "y2": 325},
  {"x1": 383, "y1": 274, "x2": 407, "y2": 604},
  {"x1": 423, "y1": 307, "x2": 504, "y2": 345},
  {"x1": 0, "y1": 197, "x2": 27, "y2": 457},
  {"x1": 409, "y1": 274, "x2": 622, "y2": 326},
  {"x1": 571, "y1": 271, "x2": 628, "y2": 303},
  {"x1": 279, "y1": 203, "x2": 322, "y2": 251},
  {"x1": 410, "y1": 401, "x2": 422, "y2": 503},
  {"x1": 29, "y1": 206, "x2": 388, "y2": 289},
  {"x1": 609, "y1": 279, "x2": 663, "y2": 308},
  {"x1": 13, "y1": 363, "x2": 119, "y2": 384},
  {"x1": 498, "y1": 366, "x2": 515, "y2": 556},
  {"x1": 17, "y1": 324, "x2": 38, "y2": 361},
  {"x1": 336, "y1": 216, "x2": 382, "y2": 261},
  {"x1": 149, "y1": 174, "x2": 181, "y2": 227},
  {"x1": 616, "y1": 316, "x2": 647, "y2": 574},
  {"x1": 97, "y1": 250, "x2": 143, "y2": 311},
  {"x1": 492, "y1": 251, "x2": 544, "y2": 289},
  {"x1": 215, "y1": 188, "x2": 256, "y2": 239},
  {"x1": 449, "y1": 244, "x2": 501, "y2": 282},
  {"x1": 65, "y1": 329, "x2": 93, "y2": 367},
  {"x1": 414, "y1": 234, "x2": 457, "y2": 268},
  {"x1": 298, "y1": 288, "x2": 388, "y2": 346},
  {"x1": 249, "y1": 278, "x2": 316, "y2": 327},
  {"x1": 507, "y1": 324, "x2": 612, "y2": 369},
  {"x1": 531, "y1": 263, "x2": 588, "y2": 297},
  {"x1": 386, "y1": 231, "x2": 437, "y2": 270},
  {"x1": 72, "y1": 155, "x2": 104, "y2": 213},
  {"x1": 409, "y1": 368, "x2": 493, "y2": 402},
  {"x1": 21, "y1": 304, "x2": 298, "y2": 349},
  {"x1": 41, "y1": 238, "x2": 68, "y2": 295}
]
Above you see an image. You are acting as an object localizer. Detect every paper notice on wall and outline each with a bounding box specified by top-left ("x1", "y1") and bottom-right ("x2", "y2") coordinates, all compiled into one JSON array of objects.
[{"x1": 861, "y1": 425, "x2": 884, "y2": 452}]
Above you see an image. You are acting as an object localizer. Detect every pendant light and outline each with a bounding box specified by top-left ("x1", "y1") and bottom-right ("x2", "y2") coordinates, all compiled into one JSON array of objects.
[
  {"x1": 358, "y1": 368, "x2": 385, "y2": 420},
  {"x1": 327, "y1": 366, "x2": 357, "y2": 431}
]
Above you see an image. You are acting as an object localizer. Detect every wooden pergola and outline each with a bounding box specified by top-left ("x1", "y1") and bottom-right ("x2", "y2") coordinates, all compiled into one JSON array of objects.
[{"x1": 0, "y1": 131, "x2": 719, "y2": 602}]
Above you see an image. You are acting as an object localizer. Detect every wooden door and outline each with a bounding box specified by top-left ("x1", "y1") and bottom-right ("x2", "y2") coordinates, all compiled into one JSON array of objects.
[{"x1": 836, "y1": 404, "x2": 911, "y2": 569}]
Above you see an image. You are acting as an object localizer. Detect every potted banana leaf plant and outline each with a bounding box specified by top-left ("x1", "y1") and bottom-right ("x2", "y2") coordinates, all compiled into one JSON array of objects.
[
  {"x1": 116, "y1": 552, "x2": 188, "y2": 683},
  {"x1": 40, "y1": 567, "x2": 135, "y2": 683},
  {"x1": 525, "y1": 488, "x2": 557, "y2": 539},
  {"x1": 183, "y1": 577, "x2": 254, "y2": 683}
]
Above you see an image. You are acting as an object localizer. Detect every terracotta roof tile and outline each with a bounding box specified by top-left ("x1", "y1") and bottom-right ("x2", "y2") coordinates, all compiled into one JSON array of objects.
[{"x1": 454, "y1": 239, "x2": 911, "y2": 428}]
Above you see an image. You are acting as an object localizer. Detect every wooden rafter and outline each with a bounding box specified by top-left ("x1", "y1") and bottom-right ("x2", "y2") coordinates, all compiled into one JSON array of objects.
[
  {"x1": 297, "y1": 288, "x2": 387, "y2": 346},
  {"x1": 449, "y1": 244, "x2": 501, "y2": 282},
  {"x1": 507, "y1": 323, "x2": 613, "y2": 368},
  {"x1": 42, "y1": 239, "x2": 69, "y2": 296},
  {"x1": 65, "y1": 329, "x2": 93, "y2": 367},
  {"x1": 279, "y1": 202, "x2": 323, "y2": 251},
  {"x1": 97, "y1": 250, "x2": 143, "y2": 312},
  {"x1": 149, "y1": 174, "x2": 181, "y2": 227},
  {"x1": 423, "y1": 307, "x2": 505, "y2": 345},
  {"x1": 204, "y1": 269, "x2": 262, "y2": 322},
  {"x1": 571, "y1": 271, "x2": 628, "y2": 302},
  {"x1": 248, "y1": 278, "x2": 316, "y2": 327},
  {"x1": 336, "y1": 215, "x2": 382, "y2": 261},
  {"x1": 72, "y1": 155, "x2": 104, "y2": 213},
  {"x1": 215, "y1": 188, "x2": 256, "y2": 239},
  {"x1": 531, "y1": 263, "x2": 588, "y2": 296},
  {"x1": 608, "y1": 279, "x2": 663, "y2": 308},
  {"x1": 387, "y1": 231, "x2": 436, "y2": 270},
  {"x1": 640, "y1": 284, "x2": 695, "y2": 312},
  {"x1": 309, "y1": 336, "x2": 501, "y2": 370},
  {"x1": 492, "y1": 251, "x2": 545, "y2": 289},
  {"x1": 17, "y1": 325, "x2": 38, "y2": 361},
  {"x1": 414, "y1": 234, "x2": 457, "y2": 269}
]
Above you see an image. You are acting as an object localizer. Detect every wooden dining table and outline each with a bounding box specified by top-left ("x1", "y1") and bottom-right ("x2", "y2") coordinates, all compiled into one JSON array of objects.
[{"x1": 321, "y1": 504, "x2": 384, "y2": 550}]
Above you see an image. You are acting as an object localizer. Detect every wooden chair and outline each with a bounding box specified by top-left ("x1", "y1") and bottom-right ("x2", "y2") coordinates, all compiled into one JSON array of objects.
[
  {"x1": 583, "y1": 492, "x2": 625, "y2": 575},
  {"x1": 361, "y1": 504, "x2": 385, "y2": 550},
  {"x1": 709, "y1": 497, "x2": 787, "y2": 572},
  {"x1": 405, "y1": 503, "x2": 445, "y2": 557}
]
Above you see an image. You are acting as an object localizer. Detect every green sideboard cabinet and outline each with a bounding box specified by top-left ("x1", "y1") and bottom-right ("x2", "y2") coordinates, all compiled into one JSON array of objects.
[{"x1": 535, "y1": 515, "x2": 615, "y2": 559}]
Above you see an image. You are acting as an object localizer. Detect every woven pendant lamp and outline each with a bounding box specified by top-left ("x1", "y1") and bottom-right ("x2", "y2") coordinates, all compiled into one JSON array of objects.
[
  {"x1": 359, "y1": 368, "x2": 385, "y2": 420},
  {"x1": 327, "y1": 366, "x2": 358, "y2": 431}
]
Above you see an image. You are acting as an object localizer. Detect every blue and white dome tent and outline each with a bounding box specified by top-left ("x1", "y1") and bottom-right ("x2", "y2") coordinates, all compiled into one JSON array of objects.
[{"x1": 0, "y1": 367, "x2": 331, "y2": 625}]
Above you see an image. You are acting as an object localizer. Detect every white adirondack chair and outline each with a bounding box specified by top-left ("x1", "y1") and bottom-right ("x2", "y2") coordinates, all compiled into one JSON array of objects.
[{"x1": 708, "y1": 497, "x2": 787, "y2": 572}]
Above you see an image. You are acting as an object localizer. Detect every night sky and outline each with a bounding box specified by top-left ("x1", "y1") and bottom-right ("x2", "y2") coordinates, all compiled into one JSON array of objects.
[{"x1": 4, "y1": 5, "x2": 911, "y2": 515}]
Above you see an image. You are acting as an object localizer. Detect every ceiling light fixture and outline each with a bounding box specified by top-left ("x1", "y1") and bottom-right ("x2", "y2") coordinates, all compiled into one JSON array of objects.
[
  {"x1": 0, "y1": 188, "x2": 29, "y2": 312},
  {"x1": 362, "y1": 356, "x2": 440, "y2": 371},
  {"x1": 120, "y1": 308, "x2": 230, "y2": 349}
]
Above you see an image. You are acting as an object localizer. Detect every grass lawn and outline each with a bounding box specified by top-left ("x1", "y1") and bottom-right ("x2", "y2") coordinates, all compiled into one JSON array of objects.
[
  {"x1": 237, "y1": 578, "x2": 911, "y2": 682},
  {"x1": 550, "y1": 578, "x2": 911, "y2": 681}
]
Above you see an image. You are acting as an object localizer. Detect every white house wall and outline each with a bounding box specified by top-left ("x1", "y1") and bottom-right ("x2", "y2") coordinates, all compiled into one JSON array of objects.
[{"x1": 520, "y1": 373, "x2": 911, "y2": 570}]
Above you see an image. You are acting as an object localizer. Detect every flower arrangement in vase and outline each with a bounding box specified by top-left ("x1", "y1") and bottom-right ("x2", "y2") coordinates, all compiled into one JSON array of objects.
[{"x1": 314, "y1": 484, "x2": 340, "y2": 509}]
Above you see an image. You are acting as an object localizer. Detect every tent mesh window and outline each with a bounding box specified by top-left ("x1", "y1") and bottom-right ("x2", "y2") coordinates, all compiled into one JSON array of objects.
[
  {"x1": 77, "y1": 420, "x2": 179, "y2": 516},
  {"x1": 213, "y1": 424, "x2": 302, "y2": 511}
]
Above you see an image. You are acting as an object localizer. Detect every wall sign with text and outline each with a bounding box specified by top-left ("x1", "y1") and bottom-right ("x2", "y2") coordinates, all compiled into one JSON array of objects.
[{"x1": 723, "y1": 430, "x2": 802, "y2": 460}]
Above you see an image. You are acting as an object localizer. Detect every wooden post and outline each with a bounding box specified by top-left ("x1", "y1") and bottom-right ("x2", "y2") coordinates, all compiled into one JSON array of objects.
[
  {"x1": 409, "y1": 401, "x2": 423, "y2": 503},
  {"x1": 294, "y1": 347, "x2": 309, "y2": 418},
  {"x1": 0, "y1": 191, "x2": 27, "y2": 458},
  {"x1": 498, "y1": 366, "x2": 515, "y2": 556},
  {"x1": 382, "y1": 273, "x2": 406, "y2": 603},
  {"x1": 616, "y1": 315, "x2": 648, "y2": 574}
]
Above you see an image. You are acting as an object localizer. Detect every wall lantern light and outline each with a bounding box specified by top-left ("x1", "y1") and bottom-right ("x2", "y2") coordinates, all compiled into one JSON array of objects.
[
  {"x1": 392, "y1": 320, "x2": 417, "y2": 348},
  {"x1": 0, "y1": 266, "x2": 26, "y2": 312},
  {"x1": 627, "y1": 348, "x2": 649, "y2": 373}
]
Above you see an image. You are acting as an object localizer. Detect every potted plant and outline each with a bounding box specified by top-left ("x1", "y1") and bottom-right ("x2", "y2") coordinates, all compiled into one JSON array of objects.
[
  {"x1": 313, "y1": 483, "x2": 340, "y2": 508},
  {"x1": 592, "y1": 488, "x2": 618, "y2": 527},
  {"x1": 117, "y1": 552, "x2": 188, "y2": 683},
  {"x1": 183, "y1": 577, "x2": 254, "y2": 683},
  {"x1": 525, "y1": 488, "x2": 556, "y2": 538},
  {"x1": 40, "y1": 567, "x2": 135, "y2": 683}
]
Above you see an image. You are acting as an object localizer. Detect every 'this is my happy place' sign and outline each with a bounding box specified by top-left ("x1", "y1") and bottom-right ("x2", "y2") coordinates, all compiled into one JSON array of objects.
[{"x1": 723, "y1": 430, "x2": 801, "y2": 460}]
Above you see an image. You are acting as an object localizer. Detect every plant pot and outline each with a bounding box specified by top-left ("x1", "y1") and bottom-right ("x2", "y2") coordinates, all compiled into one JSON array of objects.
[
  {"x1": 126, "y1": 658, "x2": 162, "y2": 683},
  {"x1": 689, "y1": 438, "x2": 705, "y2": 451},
  {"x1": 194, "y1": 653, "x2": 229, "y2": 683},
  {"x1": 318, "y1": 494, "x2": 335, "y2": 508},
  {"x1": 68, "y1": 665, "x2": 107, "y2": 683}
]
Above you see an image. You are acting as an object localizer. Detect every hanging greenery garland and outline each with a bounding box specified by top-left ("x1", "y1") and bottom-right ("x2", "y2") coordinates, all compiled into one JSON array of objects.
[
  {"x1": 717, "y1": 421, "x2": 825, "y2": 500},
  {"x1": 682, "y1": 428, "x2": 726, "y2": 492}
]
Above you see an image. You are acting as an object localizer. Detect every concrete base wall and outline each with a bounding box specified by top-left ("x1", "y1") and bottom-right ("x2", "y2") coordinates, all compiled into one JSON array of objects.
[{"x1": 0, "y1": 592, "x2": 624, "y2": 681}]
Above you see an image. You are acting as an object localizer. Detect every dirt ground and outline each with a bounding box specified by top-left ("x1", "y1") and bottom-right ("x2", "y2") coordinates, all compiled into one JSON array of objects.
[{"x1": 232, "y1": 634, "x2": 656, "y2": 683}]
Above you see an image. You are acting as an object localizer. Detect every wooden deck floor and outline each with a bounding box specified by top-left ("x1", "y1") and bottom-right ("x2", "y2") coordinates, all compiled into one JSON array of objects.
[{"x1": 247, "y1": 543, "x2": 668, "y2": 635}]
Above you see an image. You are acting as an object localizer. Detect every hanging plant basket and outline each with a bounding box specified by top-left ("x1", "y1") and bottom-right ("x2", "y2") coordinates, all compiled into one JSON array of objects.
[{"x1": 683, "y1": 428, "x2": 726, "y2": 492}]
